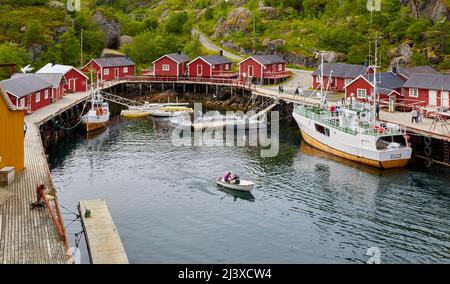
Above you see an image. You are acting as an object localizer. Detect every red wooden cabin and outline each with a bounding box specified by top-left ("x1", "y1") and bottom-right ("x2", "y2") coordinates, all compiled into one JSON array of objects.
[
  {"x1": 82, "y1": 57, "x2": 136, "y2": 81},
  {"x1": 37, "y1": 63, "x2": 88, "y2": 93},
  {"x1": 345, "y1": 72, "x2": 405, "y2": 104},
  {"x1": 312, "y1": 63, "x2": 368, "y2": 92},
  {"x1": 239, "y1": 55, "x2": 288, "y2": 84},
  {"x1": 402, "y1": 73, "x2": 450, "y2": 108},
  {"x1": 187, "y1": 52, "x2": 235, "y2": 79},
  {"x1": 1, "y1": 74, "x2": 53, "y2": 113},
  {"x1": 153, "y1": 51, "x2": 191, "y2": 78}
]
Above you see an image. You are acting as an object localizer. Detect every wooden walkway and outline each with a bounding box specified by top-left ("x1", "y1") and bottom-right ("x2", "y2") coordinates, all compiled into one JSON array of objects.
[
  {"x1": 79, "y1": 199, "x2": 128, "y2": 264},
  {"x1": 0, "y1": 91, "x2": 89, "y2": 264},
  {"x1": 380, "y1": 111, "x2": 450, "y2": 141}
]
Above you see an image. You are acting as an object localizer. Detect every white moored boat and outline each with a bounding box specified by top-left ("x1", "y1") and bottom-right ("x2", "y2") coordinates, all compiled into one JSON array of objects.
[
  {"x1": 81, "y1": 89, "x2": 110, "y2": 132},
  {"x1": 216, "y1": 177, "x2": 255, "y2": 192},
  {"x1": 292, "y1": 49, "x2": 412, "y2": 170},
  {"x1": 150, "y1": 106, "x2": 194, "y2": 117}
]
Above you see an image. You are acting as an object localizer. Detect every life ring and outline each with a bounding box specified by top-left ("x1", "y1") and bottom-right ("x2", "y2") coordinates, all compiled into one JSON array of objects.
[
  {"x1": 424, "y1": 136, "x2": 432, "y2": 146},
  {"x1": 424, "y1": 145, "x2": 432, "y2": 156}
]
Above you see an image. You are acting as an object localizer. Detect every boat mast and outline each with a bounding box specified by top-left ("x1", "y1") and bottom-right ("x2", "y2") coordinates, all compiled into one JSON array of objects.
[
  {"x1": 373, "y1": 37, "x2": 378, "y2": 122},
  {"x1": 320, "y1": 52, "x2": 326, "y2": 107}
]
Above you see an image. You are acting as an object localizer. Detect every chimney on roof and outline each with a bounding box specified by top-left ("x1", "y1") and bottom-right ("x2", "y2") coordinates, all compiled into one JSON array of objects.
[
  {"x1": 177, "y1": 49, "x2": 181, "y2": 55},
  {"x1": 51, "y1": 60, "x2": 56, "y2": 67},
  {"x1": 270, "y1": 48, "x2": 275, "y2": 55},
  {"x1": 219, "y1": 50, "x2": 223, "y2": 56},
  {"x1": 392, "y1": 66, "x2": 398, "y2": 74}
]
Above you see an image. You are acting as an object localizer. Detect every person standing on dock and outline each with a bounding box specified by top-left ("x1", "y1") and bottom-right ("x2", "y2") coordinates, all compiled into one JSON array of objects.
[
  {"x1": 375, "y1": 102, "x2": 380, "y2": 119},
  {"x1": 411, "y1": 108, "x2": 418, "y2": 123}
]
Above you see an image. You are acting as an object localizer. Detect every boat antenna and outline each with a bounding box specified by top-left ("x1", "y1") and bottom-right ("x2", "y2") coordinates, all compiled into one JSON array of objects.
[
  {"x1": 373, "y1": 35, "x2": 378, "y2": 122},
  {"x1": 320, "y1": 52, "x2": 325, "y2": 106}
]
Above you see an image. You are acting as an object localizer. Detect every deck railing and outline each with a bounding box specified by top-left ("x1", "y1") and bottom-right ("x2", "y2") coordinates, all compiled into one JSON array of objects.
[
  {"x1": 263, "y1": 70, "x2": 293, "y2": 79},
  {"x1": 295, "y1": 106, "x2": 407, "y2": 137}
]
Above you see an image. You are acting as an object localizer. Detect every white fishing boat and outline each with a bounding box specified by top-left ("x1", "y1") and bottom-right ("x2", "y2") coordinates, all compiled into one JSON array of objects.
[
  {"x1": 232, "y1": 113, "x2": 268, "y2": 130},
  {"x1": 81, "y1": 89, "x2": 110, "y2": 132},
  {"x1": 150, "y1": 106, "x2": 194, "y2": 117},
  {"x1": 292, "y1": 48, "x2": 412, "y2": 169},
  {"x1": 216, "y1": 177, "x2": 255, "y2": 192}
]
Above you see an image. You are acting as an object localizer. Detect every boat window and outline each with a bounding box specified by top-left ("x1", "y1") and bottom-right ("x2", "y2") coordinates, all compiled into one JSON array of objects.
[
  {"x1": 315, "y1": 124, "x2": 330, "y2": 137},
  {"x1": 376, "y1": 135, "x2": 406, "y2": 150}
]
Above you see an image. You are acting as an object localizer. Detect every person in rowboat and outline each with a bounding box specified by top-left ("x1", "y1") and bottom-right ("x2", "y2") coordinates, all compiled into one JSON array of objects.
[
  {"x1": 231, "y1": 173, "x2": 240, "y2": 185},
  {"x1": 224, "y1": 172, "x2": 232, "y2": 183}
]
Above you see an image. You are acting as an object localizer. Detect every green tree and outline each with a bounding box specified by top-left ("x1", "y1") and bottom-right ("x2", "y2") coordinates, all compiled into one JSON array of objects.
[
  {"x1": 0, "y1": 42, "x2": 32, "y2": 79},
  {"x1": 58, "y1": 29, "x2": 80, "y2": 67}
]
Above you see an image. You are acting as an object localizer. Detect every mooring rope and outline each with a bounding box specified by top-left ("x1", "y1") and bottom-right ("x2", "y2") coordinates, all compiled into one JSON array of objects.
[{"x1": 54, "y1": 96, "x2": 90, "y2": 131}]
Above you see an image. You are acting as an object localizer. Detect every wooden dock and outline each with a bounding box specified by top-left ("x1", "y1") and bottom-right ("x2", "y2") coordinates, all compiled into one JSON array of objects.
[
  {"x1": 0, "y1": 91, "x2": 89, "y2": 264},
  {"x1": 79, "y1": 199, "x2": 129, "y2": 264}
]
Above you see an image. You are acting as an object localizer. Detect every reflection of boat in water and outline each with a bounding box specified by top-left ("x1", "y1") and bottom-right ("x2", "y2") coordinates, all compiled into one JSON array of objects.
[
  {"x1": 299, "y1": 141, "x2": 405, "y2": 176},
  {"x1": 85, "y1": 127, "x2": 109, "y2": 141},
  {"x1": 81, "y1": 89, "x2": 110, "y2": 132},
  {"x1": 217, "y1": 187, "x2": 255, "y2": 202}
]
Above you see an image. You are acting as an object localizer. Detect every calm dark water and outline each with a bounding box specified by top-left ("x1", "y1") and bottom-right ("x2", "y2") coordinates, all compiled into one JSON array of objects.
[{"x1": 49, "y1": 117, "x2": 450, "y2": 264}]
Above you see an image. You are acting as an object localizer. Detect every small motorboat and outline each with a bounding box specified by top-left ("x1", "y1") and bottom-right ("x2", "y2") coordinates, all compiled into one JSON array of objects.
[
  {"x1": 150, "y1": 106, "x2": 194, "y2": 117},
  {"x1": 121, "y1": 109, "x2": 151, "y2": 118},
  {"x1": 216, "y1": 177, "x2": 255, "y2": 192}
]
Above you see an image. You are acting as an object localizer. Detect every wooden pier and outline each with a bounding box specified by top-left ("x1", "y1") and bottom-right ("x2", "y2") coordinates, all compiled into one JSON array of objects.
[
  {"x1": 0, "y1": 91, "x2": 89, "y2": 264},
  {"x1": 79, "y1": 199, "x2": 129, "y2": 264}
]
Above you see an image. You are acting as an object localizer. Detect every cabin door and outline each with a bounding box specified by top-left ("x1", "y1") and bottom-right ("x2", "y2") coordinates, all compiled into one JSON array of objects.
[
  {"x1": 114, "y1": 68, "x2": 119, "y2": 78},
  {"x1": 197, "y1": 65, "x2": 203, "y2": 76},
  {"x1": 69, "y1": 79, "x2": 76, "y2": 92},
  {"x1": 429, "y1": 90, "x2": 437, "y2": 106},
  {"x1": 19, "y1": 98, "x2": 25, "y2": 108},
  {"x1": 441, "y1": 91, "x2": 449, "y2": 108},
  {"x1": 248, "y1": 66, "x2": 254, "y2": 77}
]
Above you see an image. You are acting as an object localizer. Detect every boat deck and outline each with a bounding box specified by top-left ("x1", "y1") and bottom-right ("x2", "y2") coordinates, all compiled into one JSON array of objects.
[
  {"x1": 79, "y1": 199, "x2": 128, "y2": 264},
  {"x1": 0, "y1": 92, "x2": 89, "y2": 264}
]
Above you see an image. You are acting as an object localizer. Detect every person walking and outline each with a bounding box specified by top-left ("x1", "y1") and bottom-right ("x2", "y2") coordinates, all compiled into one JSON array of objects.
[
  {"x1": 411, "y1": 108, "x2": 418, "y2": 123},
  {"x1": 375, "y1": 101, "x2": 380, "y2": 119}
]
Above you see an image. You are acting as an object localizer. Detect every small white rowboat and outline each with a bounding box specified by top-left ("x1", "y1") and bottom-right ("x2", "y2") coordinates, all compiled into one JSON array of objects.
[{"x1": 216, "y1": 177, "x2": 255, "y2": 192}]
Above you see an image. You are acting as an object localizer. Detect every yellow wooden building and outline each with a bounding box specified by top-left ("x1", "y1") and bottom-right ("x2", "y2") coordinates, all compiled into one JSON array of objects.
[{"x1": 0, "y1": 85, "x2": 25, "y2": 172}]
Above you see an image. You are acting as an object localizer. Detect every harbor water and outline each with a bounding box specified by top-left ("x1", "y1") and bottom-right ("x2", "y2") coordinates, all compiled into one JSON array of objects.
[{"x1": 49, "y1": 117, "x2": 450, "y2": 264}]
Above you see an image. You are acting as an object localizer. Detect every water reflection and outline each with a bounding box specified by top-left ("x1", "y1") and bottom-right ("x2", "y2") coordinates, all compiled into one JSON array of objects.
[{"x1": 217, "y1": 186, "x2": 256, "y2": 202}]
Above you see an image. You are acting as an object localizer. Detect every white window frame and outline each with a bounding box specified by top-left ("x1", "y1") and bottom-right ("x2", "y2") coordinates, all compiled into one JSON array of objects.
[
  {"x1": 44, "y1": 89, "x2": 49, "y2": 100},
  {"x1": 104, "y1": 68, "x2": 109, "y2": 75},
  {"x1": 409, "y1": 88, "x2": 419, "y2": 98},
  {"x1": 225, "y1": 64, "x2": 229, "y2": 71},
  {"x1": 35, "y1": 92, "x2": 41, "y2": 103},
  {"x1": 162, "y1": 64, "x2": 170, "y2": 71},
  {"x1": 123, "y1": 66, "x2": 128, "y2": 73},
  {"x1": 20, "y1": 98, "x2": 25, "y2": 108},
  {"x1": 197, "y1": 65, "x2": 203, "y2": 76},
  {"x1": 278, "y1": 64, "x2": 283, "y2": 72},
  {"x1": 357, "y1": 89, "x2": 367, "y2": 99}
]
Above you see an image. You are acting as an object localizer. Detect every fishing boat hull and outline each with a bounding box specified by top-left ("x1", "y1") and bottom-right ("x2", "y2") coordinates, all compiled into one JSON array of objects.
[
  {"x1": 82, "y1": 121, "x2": 109, "y2": 132},
  {"x1": 293, "y1": 109, "x2": 411, "y2": 170},
  {"x1": 216, "y1": 177, "x2": 255, "y2": 192},
  {"x1": 300, "y1": 129, "x2": 409, "y2": 169}
]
